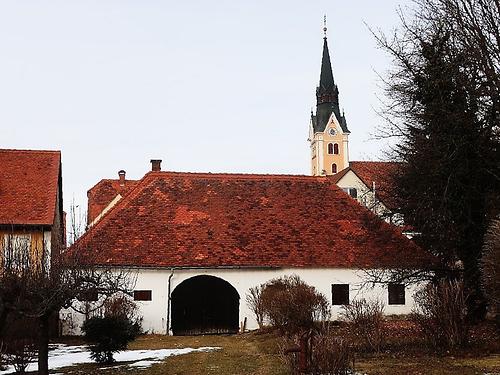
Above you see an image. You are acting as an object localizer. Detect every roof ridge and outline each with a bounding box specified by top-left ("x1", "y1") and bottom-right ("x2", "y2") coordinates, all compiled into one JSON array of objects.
[
  {"x1": 0, "y1": 149, "x2": 61, "y2": 154},
  {"x1": 87, "y1": 178, "x2": 139, "y2": 194},
  {"x1": 146, "y1": 171, "x2": 325, "y2": 181},
  {"x1": 350, "y1": 160, "x2": 397, "y2": 164}
]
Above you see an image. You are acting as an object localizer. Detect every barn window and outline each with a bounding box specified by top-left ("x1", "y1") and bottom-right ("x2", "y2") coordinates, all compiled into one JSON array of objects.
[
  {"x1": 332, "y1": 284, "x2": 349, "y2": 305},
  {"x1": 388, "y1": 283, "x2": 405, "y2": 305},
  {"x1": 331, "y1": 163, "x2": 337, "y2": 173},
  {"x1": 78, "y1": 290, "x2": 98, "y2": 302},
  {"x1": 327, "y1": 143, "x2": 334, "y2": 154},
  {"x1": 334, "y1": 143, "x2": 339, "y2": 154},
  {"x1": 134, "y1": 290, "x2": 152, "y2": 301}
]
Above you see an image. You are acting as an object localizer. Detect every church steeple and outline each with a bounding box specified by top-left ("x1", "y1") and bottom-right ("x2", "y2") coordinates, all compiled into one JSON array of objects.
[
  {"x1": 312, "y1": 20, "x2": 347, "y2": 134},
  {"x1": 309, "y1": 18, "x2": 350, "y2": 176},
  {"x1": 317, "y1": 35, "x2": 339, "y2": 108}
]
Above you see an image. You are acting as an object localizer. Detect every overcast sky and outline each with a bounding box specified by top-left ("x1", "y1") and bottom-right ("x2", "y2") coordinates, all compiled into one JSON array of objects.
[{"x1": 0, "y1": 1, "x2": 413, "y2": 215}]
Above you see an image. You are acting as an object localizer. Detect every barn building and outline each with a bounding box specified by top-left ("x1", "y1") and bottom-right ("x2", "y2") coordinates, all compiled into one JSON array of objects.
[
  {"x1": 63, "y1": 161, "x2": 432, "y2": 335},
  {"x1": 62, "y1": 27, "x2": 431, "y2": 335}
]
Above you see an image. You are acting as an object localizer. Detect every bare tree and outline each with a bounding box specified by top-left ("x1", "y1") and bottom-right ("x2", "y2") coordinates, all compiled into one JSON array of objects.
[
  {"x1": 0, "y1": 232, "x2": 135, "y2": 375},
  {"x1": 481, "y1": 217, "x2": 500, "y2": 319},
  {"x1": 68, "y1": 197, "x2": 87, "y2": 246}
]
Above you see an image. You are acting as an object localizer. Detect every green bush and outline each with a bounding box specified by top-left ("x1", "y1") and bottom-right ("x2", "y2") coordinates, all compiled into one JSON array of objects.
[{"x1": 82, "y1": 315, "x2": 140, "y2": 364}]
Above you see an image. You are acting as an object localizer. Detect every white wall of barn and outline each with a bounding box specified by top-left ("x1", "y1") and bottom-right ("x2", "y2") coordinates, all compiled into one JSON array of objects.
[{"x1": 60, "y1": 267, "x2": 423, "y2": 336}]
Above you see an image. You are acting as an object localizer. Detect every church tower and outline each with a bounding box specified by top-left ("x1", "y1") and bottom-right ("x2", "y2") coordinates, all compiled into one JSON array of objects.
[{"x1": 309, "y1": 20, "x2": 350, "y2": 176}]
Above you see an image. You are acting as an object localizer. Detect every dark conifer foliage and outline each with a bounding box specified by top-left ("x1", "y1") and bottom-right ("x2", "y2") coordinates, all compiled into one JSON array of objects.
[{"x1": 374, "y1": 0, "x2": 500, "y2": 318}]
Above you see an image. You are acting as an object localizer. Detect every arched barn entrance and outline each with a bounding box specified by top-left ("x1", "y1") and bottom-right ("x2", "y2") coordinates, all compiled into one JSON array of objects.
[{"x1": 171, "y1": 275, "x2": 240, "y2": 335}]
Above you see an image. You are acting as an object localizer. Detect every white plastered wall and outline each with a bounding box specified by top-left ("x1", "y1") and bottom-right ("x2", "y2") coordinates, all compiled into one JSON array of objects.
[{"x1": 61, "y1": 267, "x2": 424, "y2": 336}]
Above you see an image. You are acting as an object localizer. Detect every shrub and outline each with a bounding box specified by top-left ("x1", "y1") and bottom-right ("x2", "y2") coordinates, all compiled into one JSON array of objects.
[
  {"x1": 246, "y1": 285, "x2": 265, "y2": 329},
  {"x1": 0, "y1": 341, "x2": 5, "y2": 371},
  {"x1": 260, "y1": 275, "x2": 330, "y2": 335},
  {"x1": 82, "y1": 295, "x2": 142, "y2": 364},
  {"x1": 281, "y1": 330, "x2": 353, "y2": 375},
  {"x1": 310, "y1": 330, "x2": 353, "y2": 375},
  {"x1": 82, "y1": 316, "x2": 139, "y2": 364},
  {"x1": 411, "y1": 279, "x2": 468, "y2": 349},
  {"x1": 1, "y1": 316, "x2": 38, "y2": 374},
  {"x1": 340, "y1": 298, "x2": 385, "y2": 352},
  {"x1": 7, "y1": 338, "x2": 37, "y2": 374}
]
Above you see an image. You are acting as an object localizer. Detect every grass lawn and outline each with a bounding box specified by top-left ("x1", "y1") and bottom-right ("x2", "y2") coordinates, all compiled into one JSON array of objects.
[
  {"x1": 51, "y1": 329, "x2": 500, "y2": 375},
  {"x1": 55, "y1": 332, "x2": 287, "y2": 375}
]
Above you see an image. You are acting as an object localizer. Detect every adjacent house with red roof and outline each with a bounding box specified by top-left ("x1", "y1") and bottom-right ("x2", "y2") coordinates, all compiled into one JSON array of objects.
[
  {"x1": 332, "y1": 161, "x2": 402, "y2": 225},
  {"x1": 0, "y1": 149, "x2": 64, "y2": 269},
  {"x1": 63, "y1": 160, "x2": 433, "y2": 335}
]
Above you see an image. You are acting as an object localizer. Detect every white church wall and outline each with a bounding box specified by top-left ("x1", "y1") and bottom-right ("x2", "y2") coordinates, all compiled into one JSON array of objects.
[{"x1": 61, "y1": 267, "x2": 424, "y2": 336}]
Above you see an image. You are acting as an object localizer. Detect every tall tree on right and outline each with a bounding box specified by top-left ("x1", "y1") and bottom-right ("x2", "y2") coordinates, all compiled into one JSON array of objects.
[{"x1": 375, "y1": 0, "x2": 500, "y2": 319}]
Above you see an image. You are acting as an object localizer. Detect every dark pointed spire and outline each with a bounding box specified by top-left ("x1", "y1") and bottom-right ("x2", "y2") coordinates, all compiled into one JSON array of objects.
[
  {"x1": 312, "y1": 17, "x2": 349, "y2": 134},
  {"x1": 316, "y1": 25, "x2": 339, "y2": 107}
]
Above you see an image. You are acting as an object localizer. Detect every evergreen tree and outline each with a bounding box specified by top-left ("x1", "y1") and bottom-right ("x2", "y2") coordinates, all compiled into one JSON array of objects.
[{"x1": 375, "y1": 0, "x2": 500, "y2": 318}]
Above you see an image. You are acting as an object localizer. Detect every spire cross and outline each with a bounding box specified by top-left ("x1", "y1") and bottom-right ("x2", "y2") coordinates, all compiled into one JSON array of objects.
[{"x1": 323, "y1": 14, "x2": 327, "y2": 37}]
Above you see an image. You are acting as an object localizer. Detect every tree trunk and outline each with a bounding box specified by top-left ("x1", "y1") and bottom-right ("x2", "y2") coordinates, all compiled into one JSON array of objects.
[
  {"x1": 38, "y1": 314, "x2": 50, "y2": 375},
  {"x1": 0, "y1": 307, "x2": 9, "y2": 336}
]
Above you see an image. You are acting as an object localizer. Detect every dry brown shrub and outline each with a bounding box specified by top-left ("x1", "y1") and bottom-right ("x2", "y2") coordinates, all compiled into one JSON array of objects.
[
  {"x1": 280, "y1": 329, "x2": 353, "y2": 375},
  {"x1": 411, "y1": 279, "x2": 468, "y2": 349},
  {"x1": 340, "y1": 298, "x2": 385, "y2": 353},
  {"x1": 246, "y1": 285, "x2": 265, "y2": 329},
  {"x1": 310, "y1": 330, "x2": 353, "y2": 375},
  {"x1": 260, "y1": 275, "x2": 330, "y2": 335}
]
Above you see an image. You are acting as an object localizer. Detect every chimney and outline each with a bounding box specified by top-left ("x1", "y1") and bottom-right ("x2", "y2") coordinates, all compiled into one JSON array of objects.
[
  {"x1": 150, "y1": 159, "x2": 162, "y2": 172},
  {"x1": 118, "y1": 170, "x2": 126, "y2": 186}
]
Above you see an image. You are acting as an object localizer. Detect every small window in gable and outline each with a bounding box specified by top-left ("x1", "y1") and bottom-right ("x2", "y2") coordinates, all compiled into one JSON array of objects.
[
  {"x1": 331, "y1": 163, "x2": 337, "y2": 173},
  {"x1": 388, "y1": 283, "x2": 405, "y2": 305},
  {"x1": 134, "y1": 290, "x2": 152, "y2": 301},
  {"x1": 332, "y1": 284, "x2": 349, "y2": 305},
  {"x1": 342, "y1": 187, "x2": 358, "y2": 198},
  {"x1": 334, "y1": 143, "x2": 339, "y2": 154},
  {"x1": 327, "y1": 143, "x2": 334, "y2": 154}
]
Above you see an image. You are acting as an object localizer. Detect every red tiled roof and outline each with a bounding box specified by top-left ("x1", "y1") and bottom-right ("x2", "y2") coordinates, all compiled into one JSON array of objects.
[
  {"x1": 73, "y1": 171, "x2": 432, "y2": 269},
  {"x1": 87, "y1": 179, "x2": 138, "y2": 224},
  {"x1": 0, "y1": 149, "x2": 61, "y2": 226},
  {"x1": 349, "y1": 161, "x2": 401, "y2": 210}
]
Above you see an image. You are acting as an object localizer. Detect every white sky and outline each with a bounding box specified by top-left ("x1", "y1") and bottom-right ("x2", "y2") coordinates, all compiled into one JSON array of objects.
[{"x1": 0, "y1": 1, "x2": 413, "y2": 215}]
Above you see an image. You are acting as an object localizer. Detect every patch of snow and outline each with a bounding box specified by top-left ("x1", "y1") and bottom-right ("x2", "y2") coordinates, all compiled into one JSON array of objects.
[{"x1": 0, "y1": 344, "x2": 220, "y2": 374}]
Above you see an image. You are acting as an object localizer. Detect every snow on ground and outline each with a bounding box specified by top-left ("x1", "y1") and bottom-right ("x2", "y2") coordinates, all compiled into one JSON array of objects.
[{"x1": 0, "y1": 344, "x2": 221, "y2": 374}]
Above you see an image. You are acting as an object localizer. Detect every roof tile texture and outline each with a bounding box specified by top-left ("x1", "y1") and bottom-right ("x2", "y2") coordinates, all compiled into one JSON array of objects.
[
  {"x1": 0, "y1": 149, "x2": 60, "y2": 226},
  {"x1": 349, "y1": 161, "x2": 400, "y2": 210},
  {"x1": 74, "y1": 172, "x2": 431, "y2": 269},
  {"x1": 87, "y1": 179, "x2": 138, "y2": 224}
]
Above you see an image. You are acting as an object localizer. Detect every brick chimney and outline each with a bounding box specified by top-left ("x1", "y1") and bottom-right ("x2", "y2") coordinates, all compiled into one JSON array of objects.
[
  {"x1": 150, "y1": 159, "x2": 162, "y2": 172},
  {"x1": 118, "y1": 170, "x2": 126, "y2": 186}
]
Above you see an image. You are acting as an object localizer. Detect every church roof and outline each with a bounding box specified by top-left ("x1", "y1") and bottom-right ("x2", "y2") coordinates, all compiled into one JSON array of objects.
[
  {"x1": 0, "y1": 149, "x2": 61, "y2": 226},
  {"x1": 72, "y1": 171, "x2": 432, "y2": 269}
]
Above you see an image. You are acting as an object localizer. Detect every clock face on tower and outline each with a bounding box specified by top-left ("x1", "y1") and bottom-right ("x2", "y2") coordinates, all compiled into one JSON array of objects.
[{"x1": 328, "y1": 128, "x2": 337, "y2": 136}]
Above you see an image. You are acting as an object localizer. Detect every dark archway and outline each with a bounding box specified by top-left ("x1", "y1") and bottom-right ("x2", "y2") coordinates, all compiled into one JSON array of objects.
[{"x1": 171, "y1": 275, "x2": 239, "y2": 335}]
